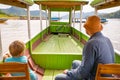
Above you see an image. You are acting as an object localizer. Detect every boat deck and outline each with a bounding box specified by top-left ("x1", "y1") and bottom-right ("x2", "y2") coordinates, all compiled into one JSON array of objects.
[
  {"x1": 42, "y1": 70, "x2": 63, "y2": 80},
  {"x1": 33, "y1": 34, "x2": 83, "y2": 54},
  {"x1": 31, "y1": 34, "x2": 83, "y2": 69}
]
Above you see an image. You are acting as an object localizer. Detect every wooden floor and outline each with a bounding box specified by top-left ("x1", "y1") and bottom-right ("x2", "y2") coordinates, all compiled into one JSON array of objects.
[
  {"x1": 42, "y1": 70, "x2": 63, "y2": 80},
  {"x1": 33, "y1": 34, "x2": 82, "y2": 54}
]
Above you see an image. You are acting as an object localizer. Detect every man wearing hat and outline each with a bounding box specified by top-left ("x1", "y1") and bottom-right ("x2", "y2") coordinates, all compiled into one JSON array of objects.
[{"x1": 55, "y1": 15, "x2": 115, "y2": 80}]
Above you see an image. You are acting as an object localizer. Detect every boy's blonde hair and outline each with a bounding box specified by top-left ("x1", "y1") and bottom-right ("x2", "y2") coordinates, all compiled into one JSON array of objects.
[{"x1": 9, "y1": 40, "x2": 26, "y2": 57}]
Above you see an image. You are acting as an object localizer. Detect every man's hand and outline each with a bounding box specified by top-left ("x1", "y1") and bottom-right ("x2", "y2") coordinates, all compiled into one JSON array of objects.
[{"x1": 63, "y1": 69, "x2": 68, "y2": 74}]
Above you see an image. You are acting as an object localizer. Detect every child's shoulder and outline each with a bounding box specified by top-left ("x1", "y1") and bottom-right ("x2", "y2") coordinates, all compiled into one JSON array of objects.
[
  {"x1": 22, "y1": 56, "x2": 27, "y2": 58},
  {"x1": 20, "y1": 56, "x2": 27, "y2": 60},
  {"x1": 4, "y1": 57, "x2": 13, "y2": 62}
]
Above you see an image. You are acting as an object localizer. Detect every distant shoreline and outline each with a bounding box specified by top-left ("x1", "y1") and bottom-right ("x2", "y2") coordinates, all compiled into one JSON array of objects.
[{"x1": 0, "y1": 17, "x2": 46, "y2": 20}]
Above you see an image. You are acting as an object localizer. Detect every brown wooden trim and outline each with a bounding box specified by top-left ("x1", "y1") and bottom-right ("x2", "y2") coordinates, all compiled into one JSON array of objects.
[{"x1": 32, "y1": 39, "x2": 42, "y2": 50}]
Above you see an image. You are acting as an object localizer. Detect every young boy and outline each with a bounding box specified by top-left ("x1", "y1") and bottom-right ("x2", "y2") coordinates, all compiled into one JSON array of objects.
[{"x1": 4, "y1": 40, "x2": 38, "y2": 80}]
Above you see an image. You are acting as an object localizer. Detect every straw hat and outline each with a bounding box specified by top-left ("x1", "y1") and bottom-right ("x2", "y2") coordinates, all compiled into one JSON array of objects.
[{"x1": 84, "y1": 15, "x2": 103, "y2": 34}]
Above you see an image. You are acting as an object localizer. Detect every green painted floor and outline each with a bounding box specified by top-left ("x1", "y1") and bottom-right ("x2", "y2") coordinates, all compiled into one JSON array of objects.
[
  {"x1": 42, "y1": 70, "x2": 63, "y2": 80},
  {"x1": 33, "y1": 34, "x2": 82, "y2": 54},
  {"x1": 32, "y1": 34, "x2": 83, "y2": 79}
]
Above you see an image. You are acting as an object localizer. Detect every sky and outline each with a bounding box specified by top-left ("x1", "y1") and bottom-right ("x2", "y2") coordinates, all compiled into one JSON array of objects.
[{"x1": 0, "y1": 0, "x2": 120, "y2": 14}]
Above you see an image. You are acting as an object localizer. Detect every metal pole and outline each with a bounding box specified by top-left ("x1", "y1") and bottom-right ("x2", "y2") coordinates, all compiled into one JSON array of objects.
[
  {"x1": 79, "y1": 4, "x2": 83, "y2": 41},
  {"x1": 69, "y1": 8, "x2": 72, "y2": 26},
  {"x1": 0, "y1": 27, "x2": 2, "y2": 55},
  {"x1": 80, "y1": 4, "x2": 83, "y2": 32},
  {"x1": 27, "y1": 5, "x2": 31, "y2": 40},
  {"x1": 58, "y1": 11, "x2": 60, "y2": 21},
  {"x1": 39, "y1": 4, "x2": 42, "y2": 32},
  {"x1": 95, "y1": 8, "x2": 98, "y2": 15},
  {"x1": 73, "y1": 6, "x2": 75, "y2": 28},
  {"x1": 46, "y1": 6, "x2": 49, "y2": 34},
  {"x1": 46, "y1": 6, "x2": 48, "y2": 28},
  {"x1": 27, "y1": 5, "x2": 32, "y2": 53},
  {"x1": 48, "y1": 8, "x2": 51, "y2": 26}
]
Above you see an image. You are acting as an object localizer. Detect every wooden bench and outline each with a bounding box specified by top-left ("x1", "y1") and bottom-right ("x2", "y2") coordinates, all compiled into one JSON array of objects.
[
  {"x1": 0, "y1": 62, "x2": 30, "y2": 80},
  {"x1": 3, "y1": 52, "x2": 44, "y2": 80},
  {"x1": 95, "y1": 64, "x2": 120, "y2": 80}
]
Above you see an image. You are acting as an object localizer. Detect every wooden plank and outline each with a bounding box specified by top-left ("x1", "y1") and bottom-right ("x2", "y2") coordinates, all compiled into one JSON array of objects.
[
  {"x1": 53, "y1": 70, "x2": 63, "y2": 80},
  {"x1": 42, "y1": 70, "x2": 54, "y2": 80},
  {"x1": 42, "y1": 70, "x2": 63, "y2": 80},
  {"x1": 33, "y1": 35, "x2": 82, "y2": 54}
]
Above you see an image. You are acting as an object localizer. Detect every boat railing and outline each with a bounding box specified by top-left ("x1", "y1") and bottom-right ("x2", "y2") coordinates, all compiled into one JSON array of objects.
[
  {"x1": 114, "y1": 49, "x2": 120, "y2": 63},
  {"x1": 115, "y1": 49, "x2": 120, "y2": 56}
]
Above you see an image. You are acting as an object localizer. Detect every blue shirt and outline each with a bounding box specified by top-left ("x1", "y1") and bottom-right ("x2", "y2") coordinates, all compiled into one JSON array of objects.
[
  {"x1": 67, "y1": 32, "x2": 115, "y2": 80},
  {"x1": 5, "y1": 56, "x2": 37, "y2": 80}
]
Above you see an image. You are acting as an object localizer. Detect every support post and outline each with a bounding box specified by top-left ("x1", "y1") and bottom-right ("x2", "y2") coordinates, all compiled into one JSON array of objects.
[
  {"x1": 58, "y1": 11, "x2": 60, "y2": 21},
  {"x1": 80, "y1": 4, "x2": 83, "y2": 32},
  {"x1": 73, "y1": 6, "x2": 75, "y2": 28},
  {"x1": 79, "y1": 4, "x2": 83, "y2": 41},
  {"x1": 39, "y1": 4, "x2": 43, "y2": 40},
  {"x1": 27, "y1": 6, "x2": 31, "y2": 40},
  {"x1": 27, "y1": 5, "x2": 32, "y2": 53},
  {"x1": 46, "y1": 6, "x2": 48, "y2": 28},
  {"x1": 39, "y1": 4, "x2": 42, "y2": 32},
  {"x1": 0, "y1": 27, "x2": 2, "y2": 59},
  {"x1": 46, "y1": 6, "x2": 49, "y2": 34},
  {"x1": 69, "y1": 8, "x2": 72, "y2": 26},
  {"x1": 95, "y1": 8, "x2": 98, "y2": 15},
  {"x1": 48, "y1": 8, "x2": 51, "y2": 26}
]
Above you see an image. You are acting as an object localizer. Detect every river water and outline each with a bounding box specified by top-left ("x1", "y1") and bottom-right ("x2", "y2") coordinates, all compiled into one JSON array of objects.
[{"x1": 0, "y1": 19, "x2": 120, "y2": 59}]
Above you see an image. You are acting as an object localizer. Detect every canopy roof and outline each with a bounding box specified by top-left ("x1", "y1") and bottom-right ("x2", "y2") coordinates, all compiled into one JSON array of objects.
[
  {"x1": 34, "y1": 0, "x2": 89, "y2": 11},
  {"x1": 91, "y1": 0, "x2": 120, "y2": 10},
  {"x1": 0, "y1": 0, "x2": 33, "y2": 8}
]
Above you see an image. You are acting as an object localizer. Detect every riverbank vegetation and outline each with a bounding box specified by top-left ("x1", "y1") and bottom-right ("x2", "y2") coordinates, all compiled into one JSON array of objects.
[
  {"x1": 0, "y1": 10, "x2": 10, "y2": 18},
  {"x1": 100, "y1": 10, "x2": 120, "y2": 18},
  {"x1": 0, "y1": 10, "x2": 19, "y2": 19}
]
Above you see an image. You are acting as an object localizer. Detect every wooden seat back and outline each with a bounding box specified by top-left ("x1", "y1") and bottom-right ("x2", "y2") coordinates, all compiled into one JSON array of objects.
[
  {"x1": 0, "y1": 62, "x2": 30, "y2": 80},
  {"x1": 95, "y1": 64, "x2": 120, "y2": 80}
]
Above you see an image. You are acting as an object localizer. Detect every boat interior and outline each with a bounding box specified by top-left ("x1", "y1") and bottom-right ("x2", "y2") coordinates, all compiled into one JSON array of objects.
[
  {"x1": 0, "y1": 0, "x2": 120, "y2": 80},
  {"x1": 24, "y1": 23, "x2": 88, "y2": 79}
]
